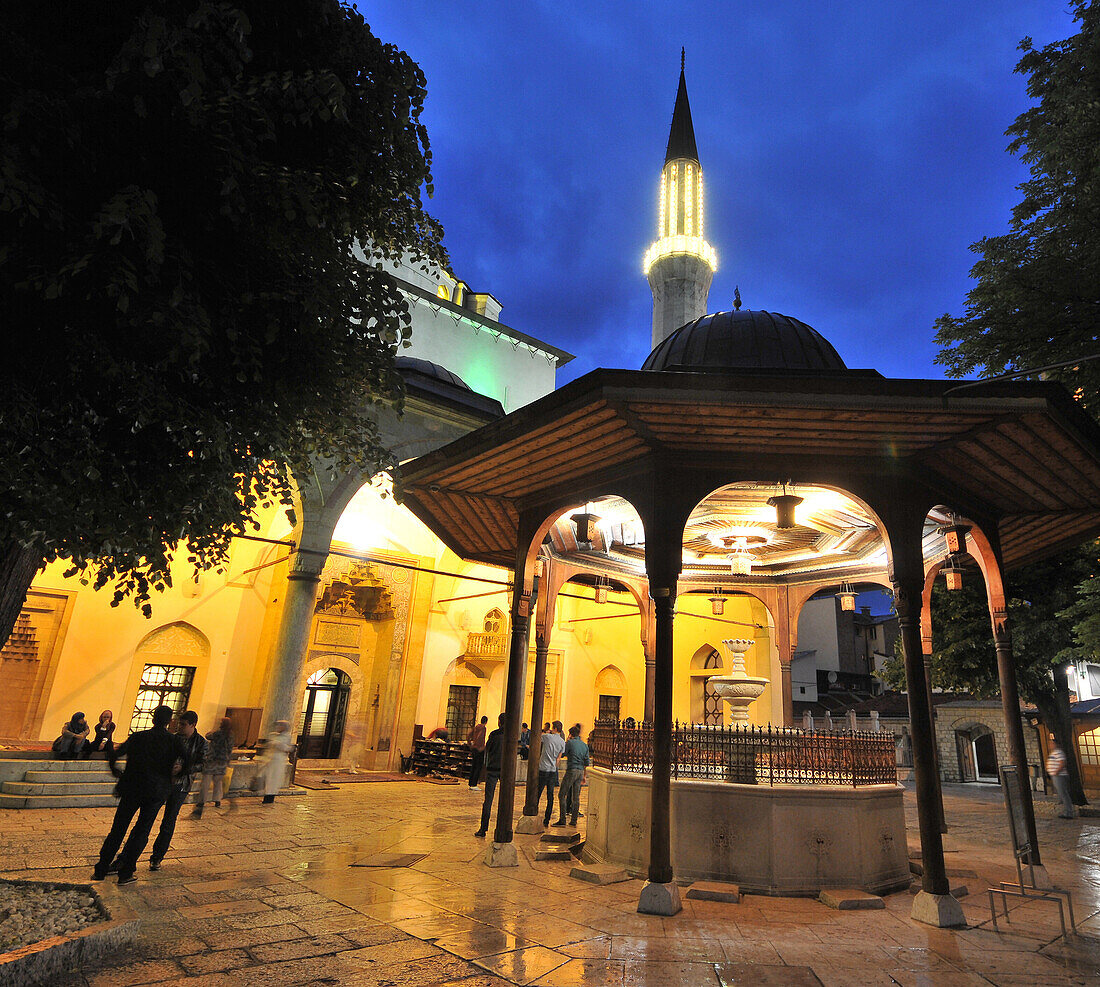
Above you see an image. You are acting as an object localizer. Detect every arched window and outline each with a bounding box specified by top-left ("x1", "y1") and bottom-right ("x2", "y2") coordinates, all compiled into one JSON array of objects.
[{"x1": 483, "y1": 608, "x2": 506, "y2": 635}]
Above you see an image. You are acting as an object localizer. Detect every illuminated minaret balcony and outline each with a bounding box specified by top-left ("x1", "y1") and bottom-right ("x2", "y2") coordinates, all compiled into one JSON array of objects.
[
  {"x1": 643, "y1": 158, "x2": 717, "y2": 276},
  {"x1": 646, "y1": 53, "x2": 716, "y2": 348}
]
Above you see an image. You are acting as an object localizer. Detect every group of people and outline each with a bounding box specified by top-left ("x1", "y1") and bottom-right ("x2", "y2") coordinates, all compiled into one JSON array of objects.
[
  {"x1": 52, "y1": 710, "x2": 116, "y2": 757},
  {"x1": 467, "y1": 717, "x2": 591, "y2": 838},
  {"x1": 88, "y1": 708, "x2": 296, "y2": 885}
]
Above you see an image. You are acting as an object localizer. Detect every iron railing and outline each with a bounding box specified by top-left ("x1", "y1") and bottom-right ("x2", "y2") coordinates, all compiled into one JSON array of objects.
[{"x1": 589, "y1": 721, "x2": 897, "y2": 788}]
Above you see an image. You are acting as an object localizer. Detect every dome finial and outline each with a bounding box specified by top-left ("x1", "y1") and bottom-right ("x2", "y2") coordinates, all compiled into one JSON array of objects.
[
  {"x1": 734, "y1": 286, "x2": 742, "y2": 311},
  {"x1": 681, "y1": 47, "x2": 685, "y2": 73}
]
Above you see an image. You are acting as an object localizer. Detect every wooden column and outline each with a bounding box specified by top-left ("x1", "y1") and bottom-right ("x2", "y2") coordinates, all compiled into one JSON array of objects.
[
  {"x1": 638, "y1": 521, "x2": 682, "y2": 915},
  {"x1": 488, "y1": 526, "x2": 538, "y2": 861},
  {"x1": 647, "y1": 590, "x2": 675, "y2": 885},
  {"x1": 920, "y1": 569, "x2": 947, "y2": 832},
  {"x1": 991, "y1": 608, "x2": 1042, "y2": 865},
  {"x1": 643, "y1": 648, "x2": 656, "y2": 722},
  {"x1": 780, "y1": 661, "x2": 794, "y2": 727},
  {"x1": 520, "y1": 635, "x2": 551, "y2": 822},
  {"x1": 894, "y1": 567, "x2": 951, "y2": 898}
]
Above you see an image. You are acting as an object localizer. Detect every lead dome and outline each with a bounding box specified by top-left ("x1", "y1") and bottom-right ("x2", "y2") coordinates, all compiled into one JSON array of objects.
[{"x1": 642, "y1": 309, "x2": 848, "y2": 373}]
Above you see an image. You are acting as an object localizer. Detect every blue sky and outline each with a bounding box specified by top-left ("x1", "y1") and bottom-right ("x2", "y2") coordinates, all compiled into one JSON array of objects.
[{"x1": 368, "y1": 2, "x2": 1078, "y2": 384}]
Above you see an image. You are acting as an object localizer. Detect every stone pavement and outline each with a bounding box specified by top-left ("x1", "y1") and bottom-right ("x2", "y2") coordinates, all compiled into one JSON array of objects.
[{"x1": 2, "y1": 780, "x2": 1100, "y2": 985}]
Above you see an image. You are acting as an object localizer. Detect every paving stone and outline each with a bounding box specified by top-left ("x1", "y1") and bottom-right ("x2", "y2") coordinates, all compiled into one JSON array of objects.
[
  {"x1": 570, "y1": 864, "x2": 630, "y2": 885},
  {"x1": 179, "y1": 948, "x2": 253, "y2": 974},
  {"x1": 685, "y1": 880, "x2": 741, "y2": 903},
  {"x1": 818, "y1": 888, "x2": 884, "y2": 910},
  {"x1": 535, "y1": 847, "x2": 573, "y2": 861}
]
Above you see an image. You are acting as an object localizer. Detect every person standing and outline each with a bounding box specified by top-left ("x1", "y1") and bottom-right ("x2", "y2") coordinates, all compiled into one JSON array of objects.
[
  {"x1": 259, "y1": 720, "x2": 295, "y2": 804},
  {"x1": 555, "y1": 723, "x2": 590, "y2": 828},
  {"x1": 1048, "y1": 736, "x2": 1075, "y2": 819},
  {"x1": 194, "y1": 717, "x2": 234, "y2": 817},
  {"x1": 93, "y1": 705, "x2": 187, "y2": 885},
  {"x1": 474, "y1": 714, "x2": 505, "y2": 838},
  {"x1": 536, "y1": 720, "x2": 566, "y2": 827},
  {"x1": 148, "y1": 710, "x2": 206, "y2": 870},
  {"x1": 518, "y1": 723, "x2": 531, "y2": 760},
  {"x1": 467, "y1": 715, "x2": 488, "y2": 788}
]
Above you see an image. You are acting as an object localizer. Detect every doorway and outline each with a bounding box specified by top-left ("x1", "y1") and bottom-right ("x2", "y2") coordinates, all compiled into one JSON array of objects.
[
  {"x1": 954, "y1": 723, "x2": 998, "y2": 782},
  {"x1": 298, "y1": 667, "x2": 351, "y2": 759}
]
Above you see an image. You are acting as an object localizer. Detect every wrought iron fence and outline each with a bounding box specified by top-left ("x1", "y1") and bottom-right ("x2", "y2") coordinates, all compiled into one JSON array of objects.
[{"x1": 589, "y1": 721, "x2": 897, "y2": 787}]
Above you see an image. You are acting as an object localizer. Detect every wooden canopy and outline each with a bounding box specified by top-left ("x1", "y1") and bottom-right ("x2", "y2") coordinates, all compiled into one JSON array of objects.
[{"x1": 396, "y1": 368, "x2": 1100, "y2": 571}]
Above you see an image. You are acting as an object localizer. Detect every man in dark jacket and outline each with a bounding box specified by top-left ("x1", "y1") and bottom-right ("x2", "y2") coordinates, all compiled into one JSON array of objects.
[
  {"x1": 149, "y1": 709, "x2": 206, "y2": 870},
  {"x1": 474, "y1": 713, "x2": 505, "y2": 838},
  {"x1": 93, "y1": 705, "x2": 188, "y2": 885}
]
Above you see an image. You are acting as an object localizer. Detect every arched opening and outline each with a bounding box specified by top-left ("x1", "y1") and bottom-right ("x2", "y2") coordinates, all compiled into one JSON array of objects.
[
  {"x1": 688, "y1": 644, "x2": 725, "y2": 726},
  {"x1": 594, "y1": 664, "x2": 627, "y2": 723},
  {"x1": 954, "y1": 722, "x2": 998, "y2": 783},
  {"x1": 440, "y1": 658, "x2": 488, "y2": 739},
  {"x1": 129, "y1": 622, "x2": 210, "y2": 732},
  {"x1": 298, "y1": 667, "x2": 352, "y2": 759}
]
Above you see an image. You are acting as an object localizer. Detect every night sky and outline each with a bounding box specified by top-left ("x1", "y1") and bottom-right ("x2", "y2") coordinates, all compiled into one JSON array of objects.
[{"x1": 368, "y1": 2, "x2": 1077, "y2": 385}]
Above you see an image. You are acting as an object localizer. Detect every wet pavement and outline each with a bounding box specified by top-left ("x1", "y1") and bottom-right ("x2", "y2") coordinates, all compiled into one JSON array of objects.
[{"x1": 1, "y1": 779, "x2": 1099, "y2": 985}]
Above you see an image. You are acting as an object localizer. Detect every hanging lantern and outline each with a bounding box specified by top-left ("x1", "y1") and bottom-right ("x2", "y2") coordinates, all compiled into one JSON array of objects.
[
  {"x1": 767, "y1": 483, "x2": 804, "y2": 529},
  {"x1": 939, "y1": 516, "x2": 971, "y2": 556},
  {"x1": 570, "y1": 509, "x2": 601, "y2": 545},
  {"x1": 944, "y1": 558, "x2": 964, "y2": 591},
  {"x1": 837, "y1": 581, "x2": 857, "y2": 612},
  {"x1": 728, "y1": 551, "x2": 752, "y2": 576},
  {"x1": 708, "y1": 589, "x2": 725, "y2": 615},
  {"x1": 533, "y1": 556, "x2": 546, "y2": 578},
  {"x1": 594, "y1": 576, "x2": 609, "y2": 604}
]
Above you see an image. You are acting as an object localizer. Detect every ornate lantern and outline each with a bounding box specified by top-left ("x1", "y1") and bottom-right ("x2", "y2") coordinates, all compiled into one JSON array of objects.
[
  {"x1": 837, "y1": 581, "x2": 857, "y2": 612},
  {"x1": 708, "y1": 589, "x2": 725, "y2": 615},
  {"x1": 944, "y1": 557, "x2": 964, "y2": 591},
  {"x1": 594, "y1": 576, "x2": 609, "y2": 604},
  {"x1": 728, "y1": 551, "x2": 752, "y2": 575},
  {"x1": 767, "y1": 483, "x2": 804, "y2": 529},
  {"x1": 939, "y1": 515, "x2": 971, "y2": 556},
  {"x1": 570, "y1": 507, "x2": 600, "y2": 546}
]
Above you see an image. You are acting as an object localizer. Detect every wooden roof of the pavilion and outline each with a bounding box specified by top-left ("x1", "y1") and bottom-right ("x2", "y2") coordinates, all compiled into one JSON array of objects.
[{"x1": 396, "y1": 369, "x2": 1100, "y2": 572}]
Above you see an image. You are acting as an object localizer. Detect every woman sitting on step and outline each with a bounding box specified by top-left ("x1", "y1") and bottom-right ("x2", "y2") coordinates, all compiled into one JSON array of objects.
[{"x1": 88, "y1": 710, "x2": 116, "y2": 754}]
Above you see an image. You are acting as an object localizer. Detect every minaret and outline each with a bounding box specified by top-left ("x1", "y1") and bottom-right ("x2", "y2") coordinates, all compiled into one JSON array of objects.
[{"x1": 644, "y1": 51, "x2": 717, "y2": 348}]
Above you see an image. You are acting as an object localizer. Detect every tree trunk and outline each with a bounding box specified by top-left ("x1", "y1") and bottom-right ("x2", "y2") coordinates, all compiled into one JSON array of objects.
[
  {"x1": 1051, "y1": 665, "x2": 1088, "y2": 805},
  {"x1": 0, "y1": 541, "x2": 42, "y2": 651},
  {"x1": 1033, "y1": 686, "x2": 1087, "y2": 806}
]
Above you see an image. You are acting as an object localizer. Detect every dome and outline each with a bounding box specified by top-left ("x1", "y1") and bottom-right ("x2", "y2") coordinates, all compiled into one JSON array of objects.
[
  {"x1": 395, "y1": 357, "x2": 472, "y2": 391},
  {"x1": 642, "y1": 310, "x2": 847, "y2": 373}
]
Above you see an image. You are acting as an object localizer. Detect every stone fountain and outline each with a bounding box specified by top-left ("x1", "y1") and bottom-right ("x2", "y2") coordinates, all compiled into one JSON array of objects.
[{"x1": 708, "y1": 638, "x2": 769, "y2": 724}]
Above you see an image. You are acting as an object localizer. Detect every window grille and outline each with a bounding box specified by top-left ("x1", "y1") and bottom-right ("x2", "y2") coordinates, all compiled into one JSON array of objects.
[{"x1": 131, "y1": 664, "x2": 195, "y2": 731}]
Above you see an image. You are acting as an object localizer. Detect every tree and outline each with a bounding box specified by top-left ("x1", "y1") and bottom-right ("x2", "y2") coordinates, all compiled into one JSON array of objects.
[
  {"x1": 0, "y1": 1, "x2": 445, "y2": 646},
  {"x1": 933, "y1": 1, "x2": 1100, "y2": 408},
  {"x1": 879, "y1": 546, "x2": 1097, "y2": 803}
]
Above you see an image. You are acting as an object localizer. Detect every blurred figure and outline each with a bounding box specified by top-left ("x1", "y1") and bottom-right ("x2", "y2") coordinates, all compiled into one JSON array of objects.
[
  {"x1": 194, "y1": 716, "x2": 234, "y2": 817},
  {"x1": 259, "y1": 720, "x2": 295, "y2": 805}
]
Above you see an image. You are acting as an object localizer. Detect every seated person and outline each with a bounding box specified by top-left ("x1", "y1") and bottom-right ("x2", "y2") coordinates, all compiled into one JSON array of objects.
[
  {"x1": 53, "y1": 712, "x2": 90, "y2": 758},
  {"x1": 426, "y1": 726, "x2": 449, "y2": 741},
  {"x1": 89, "y1": 710, "x2": 116, "y2": 754}
]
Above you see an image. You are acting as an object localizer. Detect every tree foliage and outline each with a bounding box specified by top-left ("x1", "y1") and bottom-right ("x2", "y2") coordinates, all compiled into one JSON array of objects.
[
  {"x1": 0, "y1": 1, "x2": 445, "y2": 628},
  {"x1": 933, "y1": 1, "x2": 1100, "y2": 406}
]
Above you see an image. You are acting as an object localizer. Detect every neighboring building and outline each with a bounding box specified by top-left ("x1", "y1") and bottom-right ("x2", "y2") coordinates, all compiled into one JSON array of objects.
[{"x1": 935, "y1": 699, "x2": 1044, "y2": 789}]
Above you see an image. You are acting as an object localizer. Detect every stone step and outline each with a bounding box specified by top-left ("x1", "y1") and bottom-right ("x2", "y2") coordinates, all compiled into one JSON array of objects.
[
  {"x1": 570, "y1": 864, "x2": 630, "y2": 885},
  {"x1": 819, "y1": 888, "x2": 884, "y2": 910},
  {"x1": 0, "y1": 792, "x2": 123, "y2": 809},
  {"x1": 2, "y1": 780, "x2": 119, "y2": 796},
  {"x1": 541, "y1": 830, "x2": 581, "y2": 844},
  {"x1": 23, "y1": 770, "x2": 118, "y2": 784},
  {"x1": 535, "y1": 847, "x2": 574, "y2": 862},
  {"x1": 685, "y1": 881, "x2": 741, "y2": 903},
  {"x1": 0, "y1": 758, "x2": 123, "y2": 773}
]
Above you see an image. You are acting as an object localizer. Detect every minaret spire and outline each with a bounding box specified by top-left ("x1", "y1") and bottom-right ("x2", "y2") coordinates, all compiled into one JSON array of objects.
[{"x1": 644, "y1": 53, "x2": 716, "y2": 348}]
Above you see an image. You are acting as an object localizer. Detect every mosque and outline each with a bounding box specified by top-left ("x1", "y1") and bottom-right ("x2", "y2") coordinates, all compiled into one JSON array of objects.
[
  {"x1": 6, "y1": 59, "x2": 1100, "y2": 925},
  {"x1": 2, "y1": 61, "x2": 808, "y2": 766}
]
